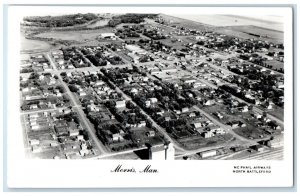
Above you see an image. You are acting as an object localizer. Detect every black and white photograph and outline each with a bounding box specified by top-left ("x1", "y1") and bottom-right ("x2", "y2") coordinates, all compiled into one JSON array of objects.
[
  {"x1": 19, "y1": 12, "x2": 285, "y2": 161},
  {"x1": 3, "y1": 2, "x2": 296, "y2": 190}
]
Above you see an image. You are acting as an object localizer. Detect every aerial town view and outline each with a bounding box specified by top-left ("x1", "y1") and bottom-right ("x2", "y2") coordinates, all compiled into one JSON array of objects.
[{"x1": 20, "y1": 13, "x2": 284, "y2": 160}]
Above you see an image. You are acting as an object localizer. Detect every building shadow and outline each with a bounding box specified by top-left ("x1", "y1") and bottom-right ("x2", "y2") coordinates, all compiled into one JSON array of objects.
[{"x1": 134, "y1": 148, "x2": 149, "y2": 160}]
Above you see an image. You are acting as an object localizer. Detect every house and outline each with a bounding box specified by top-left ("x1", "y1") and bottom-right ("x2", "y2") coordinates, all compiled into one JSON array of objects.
[
  {"x1": 100, "y1": 33, "x2": 117, "y2": 39},
  {"x1": 81, "y1": 142, "x2": 88, "y2": 150},
  {"x1": 145, "y1": 100, "x2": 151, "y2": 108},
  {"x1": 63, "y1": 108, "x2": 72, "y2": 114},
  {"x1": 240, "y1": 105, "x2": 249, "y2": 112},
  {"x1": 78, "y1": 91, "x2": 87, "y2": 97},
  {"x1": 87, "y1": 104, "x2": 100, "y2": 112},
  {"x1": 203, "y1": 99, "x2": 214, "y2": 106},
  {"x1": 77, "y1": 135, "x2": 85, "y2": 141},
  {"x1": 203, "y1": 131, "x2": 214, "y2": 138},
  {"x1": 193, "y1": 122, "x2": 202, "y2": 129},
  {"x1": 47, "y1": 78, "x2": 56, "y2": 85},
  {"x1": 268, "y1": 121, "x2": 281, "y2": 130},
  {"x1": 69, "y1": 129, "x2": 80, "y2": 137},
  {"x1": 193, "y1": 82, "x2": 205, "y2": 88},
  {"x1": 189, "y1": 112, "x2": 196, "y2": 118},
  {"x1": 253, "y1": 113, "x2": 262, "y2": 119},
  {"x1": 251, "y1": 145, "x2": 265, "y2": 152},
  {"x1": 116, "y1": 100, "x2": 126, "y2": 108},
  {"x1": 31, "y1": 124, "x2": 41, "y2": 130},
  {"x1": 182, "y1": 77, "x2": 196, "y2": 84},
  {"x1": 264, "y1": 103, "x2": 273, "y2": 110},
  {"x1": 181, "y1": 107, "x2": 189, "y2": 113},
  {"x1": 50, "y1": 142, "x2": 58, "y2": 147},
  {"x1": 112, "y1": 133, "x2": 124, "y2": 142},
  {"x1": 161, "y1": 67, "x2": 177, "y2": 73},
  {"x1": 199, "y1": 150, "x2": 217, "y2": 158},
  {"x1": 254, "y1": 99, "x2": 261, "y2": 105},
  {"x1": 31, "y1": 146, "x2": 42, "y2": 153},
  {"x1": 137, "y1": 121, "x2": 146, "y2": 127},
  {"x1": 214, "y1": 112, "x2": 223, "y2": 119},
  {"x1": 276, "y1": 81, "x2": 284, "y2": 89},
  {"x1": 228, "y1": 121, "x2": 240, "y2": 128},
  {"x1": 79, "y1": 149, "x2": 90, "y2": 156},
  {"x1": 215, "y1": 129, "x2": 226, "y2": 135},
  {"x1": 146, "y1": 130, "x2": 155, "y2": 137},
  {"x1": 164, "y1": 116, "x2": 171, "y2": 121},
  {"x1": 29, "y1": 139, "x2": 40, "y2": 146},
  {"x1": 149, "y1": 98, "x2": 158, "y2": 104},
  {"x1": 131, "y1": 88, "x2": 138, "y2": 94}
]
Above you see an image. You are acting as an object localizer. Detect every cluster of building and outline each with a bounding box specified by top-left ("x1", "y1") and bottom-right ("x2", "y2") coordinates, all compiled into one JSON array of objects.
[
  {"x1": 51, "y1": 50, "x2": 76, "y2": 70},
  {"x1": 60, "y1": 71, "x2": 166, "y2": 152},
  {"x1": 80, "y1": 46, "x2": 124, "y2": 66},
  {"x1": 25, "y1": 109, "x2": 98, "y2": 159},
  {"x1": 20, "y1": 14, "x2": 285, "y2": 160},
  {"x1": 20, "y1": 54, "x2": 52, "y2": 73},
  {"x1": 114, "y1": 25, "x2": 142, "y2": 39},
  {"x1": 20, "y1": 72, "x2": 70, "y2": 111},
  {"x1": 60, "y1": 47, "x2": 91, "y2": 69},
  {"x1": 143, "y1": 25, "x2": 169, "y2": 40},
  {"x1": 102, "y1": 66, "x2": 229, "y2": 148}
]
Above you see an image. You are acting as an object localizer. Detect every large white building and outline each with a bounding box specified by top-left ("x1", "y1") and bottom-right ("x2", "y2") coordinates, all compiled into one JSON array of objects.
[
  {"x1": 147, "y1": 143, "x2": 175, "y2": 160},
  {"x1": 125, "y1": 44, "x2": 147, "y2": 55},
  {"x1": 199, "y1": 150, "x2": 217, "y2": 158},
  {"x1": 115, "y1": 100, "x2": 126, "y2": 108},
  {"x1": 99, "y1": 33, "x2": 117, "y2": 40}
]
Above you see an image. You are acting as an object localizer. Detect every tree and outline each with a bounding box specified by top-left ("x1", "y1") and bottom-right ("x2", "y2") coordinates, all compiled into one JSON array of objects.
[
  {"x1": 60, "y1": 72, "x2": 66, "y2": 77},
  {"x1": 68, "y1": 84, "x2": 78, "y2": 92},
  {"x1": 29, "y1": 72, "x2": 39, "y2": 80},
  {"x1": 79, "y1": 130, "x2": 89, "y2": 140}
]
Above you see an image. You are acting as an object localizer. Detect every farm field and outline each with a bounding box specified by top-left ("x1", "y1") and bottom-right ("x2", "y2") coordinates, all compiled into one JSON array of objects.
[
  {"x1": 225, "y1": 25, "x2": 283, "y2": 41},
  {"x1": 168, "y1": 14, "x2": 283, "y2": 31}
]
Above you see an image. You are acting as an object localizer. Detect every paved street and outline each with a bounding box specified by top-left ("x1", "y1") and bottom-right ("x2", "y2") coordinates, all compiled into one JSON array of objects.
[{"x1": 45, "y1": 53, "x2": 109, "y2": 155}]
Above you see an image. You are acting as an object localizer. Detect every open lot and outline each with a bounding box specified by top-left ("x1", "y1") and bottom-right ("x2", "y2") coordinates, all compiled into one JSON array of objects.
[
  {"x1": 21, "y1": 34, "x2": 53, "y2": 52},
  {"x1": 234, "y1": 125, "x2": 266, "y2": 140},
  {"x1": 157, "y1": 14, "x2": 212, "y2": 31},
  {"x1": 265, "y1": 105, "x2": 284, "y2": 122},
  {"x1": 34, "y1": 28, "x2": 114, "y2": 42},
  {"x1": 160, "y1": 38, "x2": 187, "y2": 50},
  {"x1": 226, "y1": 25, "x2": 283, "y2": 41},
  {"x1": 178, "y1": 133, "x2": 234, "y2": 150},
  {"x1": 86, "y1": 19, "x2": 110, "y2": 28},
  {"x1": 265, "y1": 59, "x2": 284, "y2": 71}
]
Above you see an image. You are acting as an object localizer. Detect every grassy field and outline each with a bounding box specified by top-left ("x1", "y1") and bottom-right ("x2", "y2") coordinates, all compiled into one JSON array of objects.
[
  {"x1": 265, "y1": 59, "x2": 284, "y2": 71},
  {"x1": 226, "y1": 25, "x2": 283, "y2": 41},
  {"x1": 267, "y1": 105, "x2": 284, "y2": 122},
  {"x1": 234, "y1": 124, "x2": 266, "y2": 140},
  {"x1": 21, "y1": 34, "x2": 53, "y2": 52},
  {"x1": 160, "y1": 38, "x2": 187, "y2": 50},
  {"x1": 34, "y1": 28, "x2": 114, "y2": 42},
  {"x1": 178, "y1": 133, "x2": 234, "y2": 150},
  {"x1": 158, "y1": 14, "x2": 283, "y2": 44},
  {"x1": 158, "y1": 14, "x2": 213, "y2": 31},
  {"x1": 215, "y1": 28, "x2": 261, "y2": 40},
  {"x1": 86, "y1": 19, "x2": 109, "y2": 28}
]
